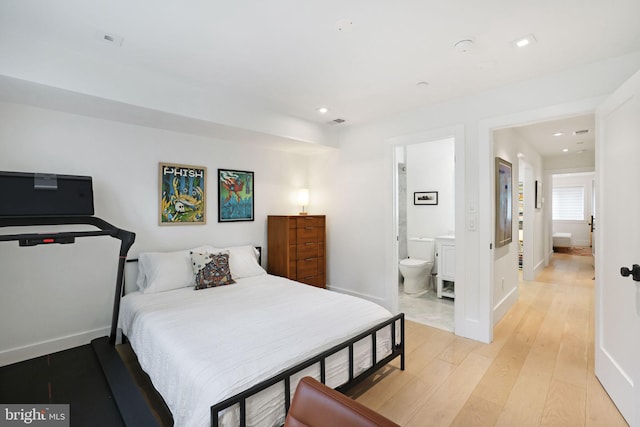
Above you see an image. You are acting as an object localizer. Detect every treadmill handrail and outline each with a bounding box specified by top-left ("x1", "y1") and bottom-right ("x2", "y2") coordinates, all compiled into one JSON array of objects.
[{"x1": 0, "y1": 215, "x2": 135, "y2": 344}]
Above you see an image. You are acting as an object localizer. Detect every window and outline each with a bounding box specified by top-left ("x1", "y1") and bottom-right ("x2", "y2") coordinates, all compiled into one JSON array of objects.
[{"x1": 552, "y1": 186, "x2": 584, "y2": 220}]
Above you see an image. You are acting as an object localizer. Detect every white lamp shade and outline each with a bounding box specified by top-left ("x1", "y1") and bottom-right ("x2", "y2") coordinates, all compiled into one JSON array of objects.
[{"x1": 297, "y1": 188, "x2": 309, "y2": 206}]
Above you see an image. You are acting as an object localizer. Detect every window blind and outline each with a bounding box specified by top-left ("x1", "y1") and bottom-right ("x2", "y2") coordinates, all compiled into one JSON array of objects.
[{"x1": 552, "y1": 186, "x2": 584, "y2": 220}]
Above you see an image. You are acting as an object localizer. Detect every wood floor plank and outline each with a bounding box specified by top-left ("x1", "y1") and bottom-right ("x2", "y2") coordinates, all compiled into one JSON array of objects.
[
  {"x1": 404, "y1": 329, "x2": 457, "y2": 375},
  {"x1": 451, "y1": 394, "x2": 502, "y2": 427},
  {"x1": 470, "y1": 335, "x2": 531, "y2": 407},
  {"x1": 495, "y1": 290, "x2": 570, "y2": 427},
  {"x1": 585, "y1": 375, "x2": 627, "y2": 427},
  {"x1": 375, "y1": 358, "x2": 458, "y2": 425},
  {"x1": 404, "y1": 352, "x2": 493, "y2": 427},
  {"x1": 352, "y1": 254, "x2": 627, "y2": 427},
  {"x1": 473, "y1": 298, "x2": 530, "y2": 360},
  {"x1": 553, "y1": 287, "x2": 590, "y2": 388},
  {"x1": 494, "y1": 349, "x2": 554, "y2": 427},
  {"x1": 437, "y1": 335, "x2": 482, "y2": 365},
  {"x1": 466, "y1": 282, "x2": 552, "y2": 417},
  {"x1": 347, "y1": 365, "x2": 410, "y2": 409},
  {"x1": 540, "y1": 378, "x2": 586, "y2": 427},
  {"x1": 350, "y1": 325, "x2": 456, "y2": 408}
]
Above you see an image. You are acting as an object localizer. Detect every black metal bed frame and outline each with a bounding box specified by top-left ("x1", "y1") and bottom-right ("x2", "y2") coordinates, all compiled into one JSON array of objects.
[
  {"x1": 123, "y1": 251, "x2": 405, "y2": 427},
  {"x1": 210, "y1": 313, "x2": 405, "y2": 427},
  {"x1": 1, "y1": 217, "x2": 405, "y2": 426}
]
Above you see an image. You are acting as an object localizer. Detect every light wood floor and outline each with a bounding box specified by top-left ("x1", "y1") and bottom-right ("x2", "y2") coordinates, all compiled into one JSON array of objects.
[{"x1": 348, "y1": 253, "x2": 628, "y2": 427}]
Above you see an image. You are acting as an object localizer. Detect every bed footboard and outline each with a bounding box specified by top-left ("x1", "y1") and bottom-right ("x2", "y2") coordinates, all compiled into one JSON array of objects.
[{"x1": 210, "y1": 313, "x2": 405, "y2": 427}]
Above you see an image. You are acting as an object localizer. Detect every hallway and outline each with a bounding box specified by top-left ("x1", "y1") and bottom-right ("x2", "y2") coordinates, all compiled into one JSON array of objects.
[{"x1": 351, "y1": 253, "x2": 627, "y2": 426}]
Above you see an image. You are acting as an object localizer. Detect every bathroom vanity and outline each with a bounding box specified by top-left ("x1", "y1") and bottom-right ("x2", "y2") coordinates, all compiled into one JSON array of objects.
[{"x1": 435, "y1": 236, "x2": 455, "y2": 299}]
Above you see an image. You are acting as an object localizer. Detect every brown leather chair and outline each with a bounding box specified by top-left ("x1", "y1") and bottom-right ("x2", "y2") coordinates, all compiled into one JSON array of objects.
[{"x1": 285, "y1": 377, "x2": 400, "y2": 427}]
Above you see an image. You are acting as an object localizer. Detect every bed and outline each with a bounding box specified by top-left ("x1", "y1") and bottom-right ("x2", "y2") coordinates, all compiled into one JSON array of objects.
[{"x1": 119, "y1": 245, "x2": 404, "y2": 427}]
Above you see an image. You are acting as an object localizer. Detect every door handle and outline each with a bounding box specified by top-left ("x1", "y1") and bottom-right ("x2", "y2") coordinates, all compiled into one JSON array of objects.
[{"x1": 620, "y1": 264, "x2": 640, "y2": 281}]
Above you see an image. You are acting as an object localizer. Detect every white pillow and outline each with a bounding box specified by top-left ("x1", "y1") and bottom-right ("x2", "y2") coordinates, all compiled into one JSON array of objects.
[
  {"x1": 135, "y1": 260, "x2": 147, "y2": 291},
  {"x1": 220, "y1": 245, "x2": 267, "y2": 279},
  {"x1": 137, "y1": 245, "x2": 215, "y2": 293}
]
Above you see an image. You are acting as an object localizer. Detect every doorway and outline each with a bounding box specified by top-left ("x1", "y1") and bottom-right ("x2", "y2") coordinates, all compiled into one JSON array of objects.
[
  {"x1": 478, "y1": 101, "x2": 599, "y2": 343},
  {"x1": 394, "y1": 137, "x2": 455, "y2": 332},
  {"x1": 550, "y1": 171, "x2": 595, "y2": 256}
]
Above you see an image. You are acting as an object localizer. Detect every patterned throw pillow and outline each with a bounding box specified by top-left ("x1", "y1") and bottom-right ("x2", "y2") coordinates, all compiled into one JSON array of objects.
[{"x1": 190, "y1": 251, "x2": 235, "y2": 290}]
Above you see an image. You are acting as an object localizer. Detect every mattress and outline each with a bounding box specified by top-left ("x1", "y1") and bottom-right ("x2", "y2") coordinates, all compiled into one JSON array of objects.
[{"x1": 118, "y1": 274, "x2": 395, "y2": 427}]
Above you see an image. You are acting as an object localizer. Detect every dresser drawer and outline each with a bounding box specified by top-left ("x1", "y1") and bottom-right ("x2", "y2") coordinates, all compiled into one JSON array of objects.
[
  {"x1": 297, "y1": 258, "x2": 318, "y2": 278},
  {"x1": 297, "y1": 226, "x2": 319, "y2": 243},
  {"x1": 297, "y1": 242, "x2": 318, "y2": 259},
  {"x1": 296, "y1": 216, "x2": 323, "y2": 227},
  {"x1": 298, "y1": 274, "x2": 325, "y2": 288}
]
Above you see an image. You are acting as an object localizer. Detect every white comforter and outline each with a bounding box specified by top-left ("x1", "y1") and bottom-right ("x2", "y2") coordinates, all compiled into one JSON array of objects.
[{"x1": 119, "y1": 274, "x2": 394, "y2": 427}]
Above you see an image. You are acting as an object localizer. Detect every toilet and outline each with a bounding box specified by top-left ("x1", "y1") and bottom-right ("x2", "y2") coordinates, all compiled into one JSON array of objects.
[{"x1": 399, "y1": 237, "x2": 435, "y2": 294}]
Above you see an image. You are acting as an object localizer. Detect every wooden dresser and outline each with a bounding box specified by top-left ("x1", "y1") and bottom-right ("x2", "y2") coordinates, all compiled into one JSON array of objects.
[{"x1": 267, "y1": 215, "x2": 326, "y2": 288}]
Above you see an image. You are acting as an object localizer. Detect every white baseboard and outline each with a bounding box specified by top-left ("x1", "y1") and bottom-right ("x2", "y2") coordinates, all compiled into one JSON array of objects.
[
  {"x1": 534, "y1": 258, "x2": 546, "y2": 278},
  {"x1": 328, "y1": 285, "x2": 386, "y2": 306},
  {"x1": 0, "y1": 327, "x2": 110, "y2": 367},
  {"x1": 493, "y1": 286, "x2": 519, "y2": 326}
]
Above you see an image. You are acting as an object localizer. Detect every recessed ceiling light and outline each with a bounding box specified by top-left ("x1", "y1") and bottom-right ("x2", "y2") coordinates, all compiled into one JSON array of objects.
[
  {"x1": 512, "y1": 34, "x2": 537, "y2": 48},
  {"x1": 562, "y1": 148, "x2": 569, "y2": 152},
  {"x1": 553, "y1": 132, "x2": 564, "y2": 137},
  {"x1": 416, "y1": 81, "x2": 429, "y2": 88},
  {"x1": 316, "y1": 107, "x2": 328, "y2": 114}
]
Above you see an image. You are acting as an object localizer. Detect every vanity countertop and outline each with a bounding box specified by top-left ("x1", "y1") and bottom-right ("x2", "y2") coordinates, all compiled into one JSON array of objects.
[{"x1": 436, "y1": 235, "x2": 455, "y2": 241}]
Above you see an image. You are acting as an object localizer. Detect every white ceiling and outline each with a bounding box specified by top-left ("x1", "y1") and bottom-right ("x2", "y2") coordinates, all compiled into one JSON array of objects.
[
  {"x1": 1, "y1": 0, "x2": 639, "y2": 129},
  {"x1": 511, "y1": 113, "x2": 595, "y2": 159}
]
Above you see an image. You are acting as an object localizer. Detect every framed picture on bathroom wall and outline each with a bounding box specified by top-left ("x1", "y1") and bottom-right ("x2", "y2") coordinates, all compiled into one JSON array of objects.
[
  {"x1": 414, "y1": 191, "x2": 438, "y2": 205},
  {"x1": 495, "y1": 157, "x2": 513, "y2": 248}
]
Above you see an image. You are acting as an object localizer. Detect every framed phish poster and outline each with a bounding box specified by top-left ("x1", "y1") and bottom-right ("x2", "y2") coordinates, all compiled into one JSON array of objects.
[
  {"x1": 218, "y1": 169, "x2": 254, "y2": 222},
  {"x1": 159, "y1": 163, "x2": 206, "y2": 225}
]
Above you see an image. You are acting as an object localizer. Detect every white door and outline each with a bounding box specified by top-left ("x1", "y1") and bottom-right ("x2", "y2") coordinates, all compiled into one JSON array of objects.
[{"x1": 595, "y1": 68, "x2": 640, "y2": 426}]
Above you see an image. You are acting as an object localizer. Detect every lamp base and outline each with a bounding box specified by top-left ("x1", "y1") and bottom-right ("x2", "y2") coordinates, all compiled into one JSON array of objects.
[{"x1": 298, "y1": 212, "x2": 308, "y2": 216}]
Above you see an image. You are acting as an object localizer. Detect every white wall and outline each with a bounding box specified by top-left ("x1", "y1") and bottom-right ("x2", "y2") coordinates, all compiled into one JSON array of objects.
[
  {"x1": 406, "y1": 138, "x2": 455, "y2": 239},
  {"x1": 492, "y1": 128, "x2": 545, "y2": 323},
  {"x1": 310, "y1": 51, "x2": 640, "y2": 342},
  {"x1": 0, "y1": 101, "x2": 315, "y2": 366},
  {"x1": 551, "y1": 173, "x2": 595, "y2": 247},
  {"x1": 3, "y1": 53, "x2": 639, "y2": 360},
  {"x1": 492, "y1": 131, "x2": 521, "y2": 322}
]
